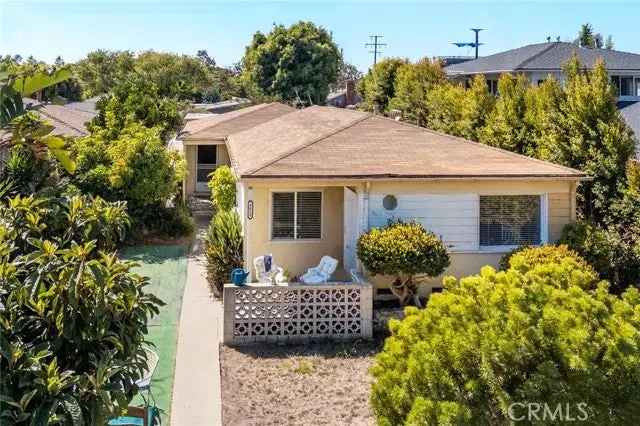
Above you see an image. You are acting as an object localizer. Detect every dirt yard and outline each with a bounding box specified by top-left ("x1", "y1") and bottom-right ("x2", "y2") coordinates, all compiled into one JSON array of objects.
[{"x1": 220, "y1": 338, "x2": 384, "y2": 426}]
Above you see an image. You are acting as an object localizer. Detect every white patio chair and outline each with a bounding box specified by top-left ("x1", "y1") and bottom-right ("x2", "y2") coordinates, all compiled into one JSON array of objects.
[
  {"x1": 301, "y1": 256, "x2": 338, "y2": 284},
  {"x1": 253, "y1": 255, "x2": 285, "y2": 284}
]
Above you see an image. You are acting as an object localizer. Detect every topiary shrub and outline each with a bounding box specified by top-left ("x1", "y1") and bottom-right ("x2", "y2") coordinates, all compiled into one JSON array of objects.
[
  {"x1": 357, "y1": 221, "x2": 450, "y2": 306},
  {"x1": 370, "y1": 258, "x2": 640, "y2": 425},
  {"x1": 204, "y1": 210, "x2": 243, "y2": 297},
  {"x1": 208, "y1": 165, "x2": 236, "y2": 212},
  {"x1": 500, "y1": 244, "x2": 594, "y2": 274}
]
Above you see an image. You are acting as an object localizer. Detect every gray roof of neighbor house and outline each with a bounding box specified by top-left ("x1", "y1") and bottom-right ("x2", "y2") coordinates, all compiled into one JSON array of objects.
[
  {"x1": 618, "y1": 101, "x2": 640, "y2": 159},
  {"x1": 180, "y1": 103, "x2": 295, "y2": 141},
  {"x1": 0, "y1": 102, "x2": 96, "y2": 147},
  {"x1": 444, "y1": 42, "x2": 640, "y2": 75},
  {"x1": 226, "y1": 106, "x2": 586, "y2": 180},
  {"x1": 66, "y1": 96, "x2": 102, "y2": 114},
  {"x1": 36, "y1": 104, "x2": 96, "y2": 137}
]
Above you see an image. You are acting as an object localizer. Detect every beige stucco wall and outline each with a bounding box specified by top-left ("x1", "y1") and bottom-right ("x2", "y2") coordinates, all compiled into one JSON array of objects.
[
  {"x1": 184, "y1": 145, "x2": 197, "y2": 197},
  {"x1": 243, "y1": 178, "x2": 578, "y2": 295},
  {"x1": 183, "y1": 143, "x2": 231, "y2": 197},
  {"x1": 245, "y1": 184, "x2": 344, "y2": 280}
]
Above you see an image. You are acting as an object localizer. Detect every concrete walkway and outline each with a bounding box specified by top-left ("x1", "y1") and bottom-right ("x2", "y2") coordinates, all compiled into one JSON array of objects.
[{"x1": 171, "y1": 217, "x2": 223, "y2": 426}]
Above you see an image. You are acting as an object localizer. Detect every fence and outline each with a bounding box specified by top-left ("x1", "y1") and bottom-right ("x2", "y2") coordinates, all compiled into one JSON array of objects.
[{"x1": 223, "y1": 282, "x2": 373, "y2": 345}]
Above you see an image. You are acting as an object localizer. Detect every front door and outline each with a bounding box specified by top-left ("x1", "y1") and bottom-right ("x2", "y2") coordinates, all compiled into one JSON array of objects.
[
  {"x1": 196, "y1": 145, "x2": 217, "y2": 193},
  {"x1": 343, "y1": 187, "x2": 359, "y2": 273}
]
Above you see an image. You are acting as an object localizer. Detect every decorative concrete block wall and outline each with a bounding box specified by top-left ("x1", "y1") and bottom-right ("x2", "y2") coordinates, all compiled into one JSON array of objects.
[{"x1": 223, "y1": 282, "x2": 373, "y2": 345}]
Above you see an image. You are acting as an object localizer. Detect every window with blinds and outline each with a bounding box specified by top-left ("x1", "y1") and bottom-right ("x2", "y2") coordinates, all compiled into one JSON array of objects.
[
  {"x1": 480, "y1": 195, "x2": 541, "y2": 246},
  {"x1": 271, "y1": 191, "x2": 322, "y2": 240}
]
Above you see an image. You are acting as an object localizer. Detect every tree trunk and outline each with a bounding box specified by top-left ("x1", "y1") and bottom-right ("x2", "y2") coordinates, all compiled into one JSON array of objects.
[{"x1": 390, "y1": 275, "x2": 422, "y2": 307}]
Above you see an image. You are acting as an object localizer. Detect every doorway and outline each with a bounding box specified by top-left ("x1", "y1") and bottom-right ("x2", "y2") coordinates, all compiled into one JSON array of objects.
[{"x1": 196, "y1": 145, "x2": 217, "y2": 193}]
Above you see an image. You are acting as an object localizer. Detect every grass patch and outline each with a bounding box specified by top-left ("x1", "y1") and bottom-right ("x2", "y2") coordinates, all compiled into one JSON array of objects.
[{"x1": 121, "y1": 244, "x2": 188, "y2": 424}]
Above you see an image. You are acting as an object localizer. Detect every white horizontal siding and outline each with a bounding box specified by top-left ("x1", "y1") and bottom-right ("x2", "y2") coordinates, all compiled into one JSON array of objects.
[{"x1": 368, "y1": 193, "x2": 479, "y2": 251}]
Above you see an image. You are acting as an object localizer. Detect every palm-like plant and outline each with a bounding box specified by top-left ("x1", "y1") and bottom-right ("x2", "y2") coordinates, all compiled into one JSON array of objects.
[
  {"x1": 204, "y1": 210, "x2": 243, "y2": 297},
  {"x1": 1, "y1": 68, "x2": 76, "y2": 173}
]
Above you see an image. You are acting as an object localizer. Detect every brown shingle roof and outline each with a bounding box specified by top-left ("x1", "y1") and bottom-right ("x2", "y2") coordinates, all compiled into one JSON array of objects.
[
  {"x1": 37, "y1": 104, "x2": 95, "y2": 137},
  {"x1": 226, "y1": 106, "x2": 586, "y2": 179},
  {"x1": 180, "y1": 102, "x2": 295, "y2": 140}
]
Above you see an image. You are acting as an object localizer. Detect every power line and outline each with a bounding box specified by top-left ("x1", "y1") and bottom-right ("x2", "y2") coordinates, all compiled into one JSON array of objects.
[{"x1": 365, "y1": 35, "x2": 387, "y2": 66}]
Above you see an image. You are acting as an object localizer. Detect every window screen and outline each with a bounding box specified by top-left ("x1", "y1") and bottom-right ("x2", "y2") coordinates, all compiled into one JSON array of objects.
[
  {"x1": 272, "y1": 193, "x2": 295, "y2": 239},
  {"x1": 480, "y1": 195, "x2": 541, "y2": 246},
  {"x1": 296, "y1": 192, "x2": 322, "y2": 238},
  {"x1": 272, "y1": 192, "x2": 321, "y2": 239}
]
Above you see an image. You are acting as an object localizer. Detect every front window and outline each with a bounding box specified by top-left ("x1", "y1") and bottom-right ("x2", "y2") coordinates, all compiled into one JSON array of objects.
[
  {"x1": 479, "y1": 195, "x2": 541, "y2": 246},
  {"x1": 272, "y1": 191, "x2": 322, "y2": 240}
]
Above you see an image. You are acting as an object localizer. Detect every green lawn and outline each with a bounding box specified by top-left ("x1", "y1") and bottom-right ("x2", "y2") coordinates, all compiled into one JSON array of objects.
[{"x1": 121, "y1": 244, "x2": 188, "y2": 424}]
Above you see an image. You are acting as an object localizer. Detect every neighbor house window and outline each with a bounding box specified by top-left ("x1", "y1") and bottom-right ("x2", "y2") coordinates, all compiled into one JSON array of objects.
[
  {"x1": 636, "y1": 78, "x2": 640, "y2": 97},
  {"x1": 620, "y1": 77, "x2": 634, "y2": 96},
  {"x1": 479, "y1": 195, "x2": 541, "y2": 246},
  {"x1": 271, "y1": 191, "x2": 321, "y2": 240}
]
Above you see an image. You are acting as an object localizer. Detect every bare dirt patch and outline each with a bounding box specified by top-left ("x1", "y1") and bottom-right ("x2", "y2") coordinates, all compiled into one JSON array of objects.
[{"x1": 220, "y1": 339, "x2": 384, "y2": 426}]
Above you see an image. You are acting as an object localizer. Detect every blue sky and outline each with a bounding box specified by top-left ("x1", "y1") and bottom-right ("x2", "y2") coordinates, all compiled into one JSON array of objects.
[{"x1": 2, "y1": 1, "x2": 639, "y2": 71}]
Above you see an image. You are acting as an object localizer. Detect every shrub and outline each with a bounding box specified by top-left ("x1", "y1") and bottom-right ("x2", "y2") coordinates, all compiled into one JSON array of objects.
[
  {"x1": 560, "y1": 221, "x2": 640, "y2": 291},
  {"x1": 0, "y1": 195, "x2": 161, "y2": 425},
  {"x1": 208, "y1": 165, "x2": 236, "y2": 212},
  {"x1": 107, "y1": 124, "x2": 184, "y2": 206},
  {"x1": 499, "y1": 244, "x2": 593, "y2": 274},
  {"x1": 72, "y1": 123, "x2": 188, "y2": 238},
  {"x1": 129, "y1": 201, "x2": 194, "y2": 239},
  {"x1": 204, "y1": 210, "x2": 243, "y2": 297},
  {"x1": 370, "y1": 259, "x2": 640, "y2": 425},
  {"x1": 357, "y1": 221, "x2": 450, "y2": 306}
]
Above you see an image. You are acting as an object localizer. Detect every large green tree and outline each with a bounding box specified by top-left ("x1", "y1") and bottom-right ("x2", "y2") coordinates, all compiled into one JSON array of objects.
[
  {"x1": 358, "y1": 57, "x2": 408, "y2": 112},
  {"x1": 389, "y1": 58, "x2": 446, "y2": 126},
  {"x1": 73, "y1": 50, "x2": 135, "y2": 97},
  {"x1": 425, "y1": 75, "x2": 493, "y2": 141},
  {"x1": 479, "y1": 74, "x2": 536, "y2": 155},
  {"x1": 537, "y1": 57, "x2": 635, "y2": 221},
  {"x1": 133, "y1": 50, "x2": 213, "y2": 100},
  {"x1": 576, "y1": 23, "x2": 613, "y2": 49},
  {"x1": 371, "y1": 248, "x2": 640, "y2": 425},
  {"x1": 240, "y1": 21, "x2": 341, "y2": 104},
  {"x1": 89, "y1": 76, "x2": 183, "y2": 142}
]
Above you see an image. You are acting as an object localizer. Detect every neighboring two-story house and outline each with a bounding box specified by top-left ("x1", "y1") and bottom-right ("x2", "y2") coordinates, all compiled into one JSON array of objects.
[{"x1": 444, "y1": 41, "x2": 640, "y2": 157}]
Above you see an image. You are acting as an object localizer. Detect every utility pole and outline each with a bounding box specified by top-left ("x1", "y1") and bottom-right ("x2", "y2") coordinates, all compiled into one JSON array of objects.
[
  {"x1": 365, "y1": 35, "x2": 387, "y2": 66},
  {"x1": 453, "y1": 28, "x2": 485, "y2": 59},
  {"x1": 471, "y1": 28, "x2": 483, "y2": 59}
]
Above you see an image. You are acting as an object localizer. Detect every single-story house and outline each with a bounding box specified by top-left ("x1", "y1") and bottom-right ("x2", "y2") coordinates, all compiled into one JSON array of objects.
[
  {"x1": 220, "y1": 105, "x2": 586, "y2": 296},
  {"x1": 170, "y1": 103, "x2": 295, "y2": 196}
]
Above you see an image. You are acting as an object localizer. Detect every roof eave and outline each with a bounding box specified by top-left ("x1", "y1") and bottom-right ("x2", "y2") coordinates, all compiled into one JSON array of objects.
[{"x1": 240, "y1": 174, "x2": 589, "y2": 181}]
